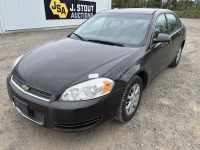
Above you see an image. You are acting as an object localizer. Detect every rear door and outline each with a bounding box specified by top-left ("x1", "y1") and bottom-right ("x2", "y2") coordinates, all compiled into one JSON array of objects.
[{"x1": 165, "y1": 13, "x2": 183, "y2": 63}]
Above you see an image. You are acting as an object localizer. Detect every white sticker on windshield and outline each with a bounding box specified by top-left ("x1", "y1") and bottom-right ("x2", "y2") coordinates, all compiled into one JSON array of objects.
[{"x1": 89, "y1": 74, "x2": 99, "y2": 79}]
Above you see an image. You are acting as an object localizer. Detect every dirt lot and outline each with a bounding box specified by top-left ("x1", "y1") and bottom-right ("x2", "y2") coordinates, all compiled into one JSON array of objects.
[{"x1": 0, "y1": 19, "x2": 200, "y2": 150}]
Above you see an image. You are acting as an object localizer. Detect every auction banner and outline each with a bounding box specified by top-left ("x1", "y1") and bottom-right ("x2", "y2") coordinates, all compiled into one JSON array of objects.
[{"x1": 44, "y1": 0, "x2": 96, "y2": 19}]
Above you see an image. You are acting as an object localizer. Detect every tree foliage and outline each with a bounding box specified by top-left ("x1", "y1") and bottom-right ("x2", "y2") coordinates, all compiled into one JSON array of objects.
[{"x1": 112, "y1": 0, "x2": 200, "y2": 11}]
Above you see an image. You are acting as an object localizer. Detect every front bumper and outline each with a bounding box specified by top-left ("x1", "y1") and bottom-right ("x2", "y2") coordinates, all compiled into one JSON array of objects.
[{"x1": 7, "y1": 74, "x2": 125, "y2": 131}]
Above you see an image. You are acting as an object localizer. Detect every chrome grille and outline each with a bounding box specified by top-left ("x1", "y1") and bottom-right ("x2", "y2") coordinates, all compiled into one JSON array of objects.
[{"x1": 11, "y1": 75, "x2": 52, "y2": 101}]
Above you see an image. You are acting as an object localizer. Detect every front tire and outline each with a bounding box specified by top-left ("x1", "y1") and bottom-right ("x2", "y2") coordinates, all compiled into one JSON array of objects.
[
  {"x1": 169, "y1": 46, "x2": 182, "y2": 67},
  {"x1": 116, "y1": 75, "x2": 143, "y2": 122}
]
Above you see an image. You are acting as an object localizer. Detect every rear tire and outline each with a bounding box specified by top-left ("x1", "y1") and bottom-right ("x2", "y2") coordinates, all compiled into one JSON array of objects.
[
  {"x1": 169, "y1": 46, "x2": 182, "y2": 68},
  {"x1": 116, "y1": 75, "x2": 143, "y2": 122}
]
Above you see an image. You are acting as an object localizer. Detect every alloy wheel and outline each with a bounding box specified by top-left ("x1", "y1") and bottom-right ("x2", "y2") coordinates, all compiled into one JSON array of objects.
[
  {"x1": 125, "y1": 84, "x2": 140, "y2": 115},
  {"x1": 176, "y1": 47, "x2": 182, "y2": 64}
]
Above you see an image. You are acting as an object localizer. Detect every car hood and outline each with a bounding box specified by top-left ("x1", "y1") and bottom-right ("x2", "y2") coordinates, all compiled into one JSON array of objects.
[{"x1": 15, "y1": 38, "x2": 140, "y2": 95}]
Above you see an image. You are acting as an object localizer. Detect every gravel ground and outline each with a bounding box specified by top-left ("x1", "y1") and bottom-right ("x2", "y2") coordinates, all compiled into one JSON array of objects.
[{"x1": 0, "y1": 19, "x2": 200, "y2": 150}]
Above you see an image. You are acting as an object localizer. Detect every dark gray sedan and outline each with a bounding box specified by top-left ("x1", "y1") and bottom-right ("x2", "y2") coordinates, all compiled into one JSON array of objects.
[{"x1": 7, "y1": 8, "x2": 186, "y2": 131}]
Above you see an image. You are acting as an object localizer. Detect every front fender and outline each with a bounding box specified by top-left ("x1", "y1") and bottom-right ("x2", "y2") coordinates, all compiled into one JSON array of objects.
[
  {"x1": 119, "y1": 64, "x2": 141, "y2": 83},
  {"x1": 104, "y1": 49, "x2": 146, "y2": 91},
  {"x1": 104, "y1": 47, "x2": 150, "y2": 91}
]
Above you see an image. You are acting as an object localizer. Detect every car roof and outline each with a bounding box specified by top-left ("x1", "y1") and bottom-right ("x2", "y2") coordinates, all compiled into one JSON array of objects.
[{"x1": 101, "y1": 8, "x2": 172, "y2": 15}]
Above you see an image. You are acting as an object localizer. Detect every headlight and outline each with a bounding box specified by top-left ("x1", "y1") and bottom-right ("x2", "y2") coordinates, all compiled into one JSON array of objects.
[
  {"x1": 13, "y1": 55, "x2": 23, "y2": 69},
  {"x1": 60, "y1": 78, "x2": 114, "y2": 101}
]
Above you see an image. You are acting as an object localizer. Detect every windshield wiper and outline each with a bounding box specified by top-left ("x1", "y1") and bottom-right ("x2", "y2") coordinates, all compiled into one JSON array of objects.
[
  {"x1": 87, "y1": 39, "x2": 125, "y2": 47},
  {"x1": 71, "y1": 33, "x2": 85, "y2": 41}
]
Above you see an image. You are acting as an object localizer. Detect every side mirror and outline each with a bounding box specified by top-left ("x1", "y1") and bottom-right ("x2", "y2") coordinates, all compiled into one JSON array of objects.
[{"x1": 153, "y1": 33, "x2": 171, "y2": 43}]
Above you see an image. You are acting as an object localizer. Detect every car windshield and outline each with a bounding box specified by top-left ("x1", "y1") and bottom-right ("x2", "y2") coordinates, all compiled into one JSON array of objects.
[{"x1": 71, "y1": 13, "x2": 152, "y2": 47}]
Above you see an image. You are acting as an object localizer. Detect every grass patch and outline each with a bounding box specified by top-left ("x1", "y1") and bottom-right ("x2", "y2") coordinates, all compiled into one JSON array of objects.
[{"x1": 175, "y1": 11, "x2": 200, "y2": 19}]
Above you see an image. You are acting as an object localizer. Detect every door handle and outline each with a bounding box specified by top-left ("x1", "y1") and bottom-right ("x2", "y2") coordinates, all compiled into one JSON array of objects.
[
  {"x1": 179, "y1": 31, "x2": 184, "y2": 36},
  {"x1": 168, "y1": 40, "x2": 172, "y2": 45},
  {"x1": 161, "y1": 41, "x2": 171, "y2": 47}
]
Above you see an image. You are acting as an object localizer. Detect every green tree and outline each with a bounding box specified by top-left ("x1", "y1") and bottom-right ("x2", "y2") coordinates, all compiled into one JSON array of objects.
[
  {"x1": 112, "y1": 0, "x2": 200, "y2": 12},
  {"x1": 153, "y1": 0, "x2": 162, "y2": 8}
]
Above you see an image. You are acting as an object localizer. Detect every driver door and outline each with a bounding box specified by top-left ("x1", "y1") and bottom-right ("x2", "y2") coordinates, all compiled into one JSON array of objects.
[{"x1": 147, "y1": 13, "x2": 171, "y2": 80}]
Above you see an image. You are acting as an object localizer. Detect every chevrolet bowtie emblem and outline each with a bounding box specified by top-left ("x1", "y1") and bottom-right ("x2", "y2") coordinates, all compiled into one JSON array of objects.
[{"x1": 21, "y1": 85, "x2": 29, "y2": 91}]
